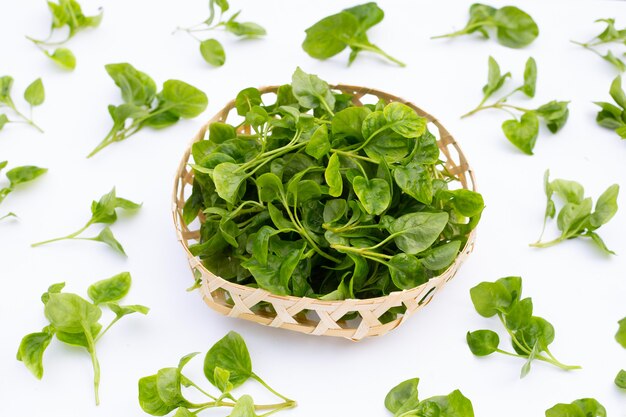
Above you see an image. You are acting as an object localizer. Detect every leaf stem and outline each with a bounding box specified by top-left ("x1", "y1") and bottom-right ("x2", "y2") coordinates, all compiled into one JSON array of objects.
[
  {"x1": 31, "y1": 221, "x2": 92, "y2": 247},
  {"x1": 252, "y1": 373, "x2": 293, "y2": 403},
  {"x1": 529, "y1": 237, "x2": 564, "y2": 248},
  {"x1": 82, "y1": 322, "x2": 101, "y2": 405}
]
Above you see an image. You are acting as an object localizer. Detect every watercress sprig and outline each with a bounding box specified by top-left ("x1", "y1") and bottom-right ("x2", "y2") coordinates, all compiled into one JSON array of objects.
[
  {"x1": 175, "y1": 0, "x2": 266, "y2": 67},
  {"x1": 138, "y1": 331, "x2": 296, "y2": 417},
  {"x1": 31, "y1": 187, "x2": 141, "y2": 255},
  {"x1": 0, "y1": 76, "x2": 45, "y2": 133},
  {"x1": 183, "y1": 67, "x2": 484, "y2": 308},
  {"x1": 595, "y1": 75, "x2": 626, "y2": 139},
  {"x1": 302, "y1": 2, "x2": 405, "y2": 66},
  {"x1": 0, "y1": 161, "x2": 47, "y2": 215},
  {"x1": 385, "y1": 378, "x2": 474, "y2": 417},
  {"x1": 467, "y1": 276, "x2": 580, "y2": 377},
  {"x1": 531, "y1": 170, "x2": 619, "y2": 254},
  {"x1": 573, "y1": 18, "x2": 626, "y2": 72},
  {"x1": 462, "y1": 56, "x2": 569, "y2": 154},
  {"x1": 432, "y1": 3, "x2": 539, "y2": 48},
  {"x1": 26, "y1": 0, "x2": 103, "y2": 70},
  {"x1": 17, "y1": 272, "x2": 149, "y2": 405},
  {"x1": 88, "y1": 63, "x2": 208, "y2": 157},
  {"x1": 545, "y1": 398, "x2": 606, "y2": 417}
]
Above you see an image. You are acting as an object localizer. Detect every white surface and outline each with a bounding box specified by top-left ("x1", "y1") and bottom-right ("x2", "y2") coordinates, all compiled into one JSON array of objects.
[{"x1": 1, "y1": 0, "x2": 625, "y2": 415}]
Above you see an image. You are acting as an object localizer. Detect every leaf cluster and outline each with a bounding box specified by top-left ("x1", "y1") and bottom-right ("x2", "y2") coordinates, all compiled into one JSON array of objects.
[
  {"x1": 573, "y1": 18, "x2": 626, "y2": 72},
  {"x1": 545, "y1": 398, "x2": 606, "y2": 417},
  {"x1": 0, "y1": 76, "x2": 45, "y2": 133},
  {"x1": 384, "y1": 377, "x2": 474, "y2": 417},
  {"x1": 302, "y1": 2, "x2": 405, "y2": 66},
  {"x1": 183, "y1": 67, "x2": 484, "y2": 310},
  {"x1": 432, "y1": 3, "x2": 539, "y2": 48},
  {"x1": 463, "y1": 57, "x2": 569, "y2": 155},
  {"x1": 0, "y1": 161, "x2": 47, "y2": 217},
  {"x1": 467, "y1": 276, "x2": 580, "y2": 377},
  {"x1": 88, "y1": 63, "x2": 208, "y2": 157},
  {"x1": 595, "y1": 75, "x2": 626, "y2": 139},
  {"x1": 177, "y1": 0, "x2": 266, "y2": 67},
  {"x1": 17, "y1": 272, "x2": 148, "y2": 405},
  {"x1": 27, "y1": 0, "x2": 103, "y2": 70},
  {"x1": 31, "y1": 187, "x2": 141, "y2": 255},
  {"x1": 531, "y1": 170, "x2": 619, "y2": 254},
  {"x1": 139, "y1": 331, "x2": 295, "y2": 417}
]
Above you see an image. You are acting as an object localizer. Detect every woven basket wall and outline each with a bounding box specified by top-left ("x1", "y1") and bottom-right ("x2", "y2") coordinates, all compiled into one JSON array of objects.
[{"x1": 173, "y1": 85, "x2": 477, "y2": 341}]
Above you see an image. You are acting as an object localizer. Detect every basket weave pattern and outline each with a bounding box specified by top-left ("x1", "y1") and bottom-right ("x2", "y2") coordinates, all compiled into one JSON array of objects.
[{"x1": 173, "y1": 85, "x2": 477, "y2": 341}]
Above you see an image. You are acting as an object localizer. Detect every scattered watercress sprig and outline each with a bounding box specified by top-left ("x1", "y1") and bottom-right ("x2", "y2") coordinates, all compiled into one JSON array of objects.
[
  {"x1": 545, "y1": 398, "x2": 606, "y2": 417},
  {"x1": 17, "y1": 272, "x2": 148, "y2": 405},
  {"x1": 0, "y1": 161, "x2": 47, "y2": 215},
  {"x1": 88, "y1": 63, "x2": 208, "y2": 157},
  {"x1": 26, "y1": 0, "x2": 103, "y2": 70},
  {"x1": 432, "y1": 3, "x2": 539, "y2": 48},
  {"x1": 0, "y1": 76, "x2": 45, "y2": 133},
  {"x1": 176, "y1": 0, "x2": 266, "y2": 67},
  {"x1": 467, "y1": 276, "x2": 580, "y2": 377},
  {"x1": 572, "y1": 18, "x2": 626, "y2": 72},
  {"x1": 183, "y1": 67, "x2": 483, "y2": 309},
  {"x1": 462, "y1": 56, "x2": 569, "y2": 154},
  {"x1": 595, "y1": 75, "x2": 626, "y2": 139},
  {"x1": 531, "y1": 170, "x2": 619, "y2": 254},
  {"x1": 302, "y1": 2, "x2": 405, "y2": 67},
  {"x1": 31, "y1": 187, "x2": 141, "y2": 255},
  {"x1": 138, "y1": 331, "x2": 296, "y2": 417},
  {"x1": 385, "y1": 377, "x2": 474, "y2": 417}
]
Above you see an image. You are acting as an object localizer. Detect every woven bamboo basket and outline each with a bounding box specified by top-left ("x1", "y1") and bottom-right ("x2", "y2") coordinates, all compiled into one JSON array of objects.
[{"x1": 173, "y1": 85, "x2": 477, "y2": 341}]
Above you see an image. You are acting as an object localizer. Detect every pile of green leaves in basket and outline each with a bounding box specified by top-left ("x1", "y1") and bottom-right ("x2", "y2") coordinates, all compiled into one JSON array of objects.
[{"x1": 183, "y1": 68, "x2": 484, "y2": 304}]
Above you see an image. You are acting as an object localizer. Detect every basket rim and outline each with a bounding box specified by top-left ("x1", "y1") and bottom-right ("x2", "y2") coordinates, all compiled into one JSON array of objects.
[{"x1": 172, "y1": 84, "x2": 477, "y2": 307}]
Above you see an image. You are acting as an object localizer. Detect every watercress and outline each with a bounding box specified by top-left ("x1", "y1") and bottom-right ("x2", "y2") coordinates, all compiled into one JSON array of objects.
[
  {"x1": 616, "y1": 370, "x2": 626, "y2": 389},
  {"x1": 31, "y1": 187, "x2": 141, "y2": 255},
  {"x1": 531, "y1": 170, "x2": 619, "y2": 254},
  {"x1": 0, "y1": 76, "x2": 45, "y2": 133},
  {"x1": 467, "y1": 276, "x2": 580, "y2": 377},
  {"x1": 617, "y1": 317, "x2": 626, "y2": 347},
  {"x1": 573, "y1": 18, "x2": 626, "y2": 72},
  {"x1": 138, "y1": 331, "x2": 295, "y2": 416},
  {"x1": 463, "y1": 56, "x2": 569, "y2": 154},
  {"x1": 432, "y1": 3, "x2": 539, "y2": 48},
  {"x1": 595, "y1": 75, "x2": 626, "y2": 139},
  {"x1": 385, "y1": 377, "x2": 474, "y2": 417},
  {"x1": 88, "y1": 63, "x2": 208, "y2": 157},
  {"x1": 17, "y1": 272, "x2": 148, "y2": 405},
  {"x1": 545, "y1": 398, "x2": 606, "y2": 417},
  {"x1": 176, "y1": 0, "x2": 266, "y2": 67},
  {"x1": 0, "y1": 162, "x2": 47, "y2": 217},
  {"x1": 302, "y1": 2, "x2": 405, "y2": 66},
  {"x1": 183, "y1": 67, "x2": 483, "y2": 311},
  {"x1": 26, "y1": 0, "x2": 103, "y2": 70}
]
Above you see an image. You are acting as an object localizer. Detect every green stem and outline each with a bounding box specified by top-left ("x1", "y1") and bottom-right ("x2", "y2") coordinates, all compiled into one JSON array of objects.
[
  {"x1": 431, "y1": 21, "x2": 493, "y2": 40},
  {"x1": 529, "y1": 237, "x2": 564, "y2": 248},
  {"x1": 31, "y1": 221, "x2": 92, "y2": 247},
  {"x1": 349, "y1": 42, "x2": 406, "y2": 67},
  {"x1": 7, "y1": 103, "x2": 44, "y2": 133},
  {"x1": 82, "y1": 322, "x2": 101, "y2": 405},
  {"x1": 252, "y1": 373, "x2": 293, "y2": 403},
  {"x1": 331, "y1": 149, "x2": 377, "y2": 163},
  {"x1": 330, "y1": 244, "x2": 393, "y2": 260},
  {"x1": 94, "y1": 316, "x2": 120, "y2": 343}
]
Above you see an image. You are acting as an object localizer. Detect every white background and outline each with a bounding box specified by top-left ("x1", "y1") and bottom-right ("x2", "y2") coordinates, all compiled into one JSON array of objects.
[{"x1": 1, "y1": 0, "x2": 625, "y2": 415}]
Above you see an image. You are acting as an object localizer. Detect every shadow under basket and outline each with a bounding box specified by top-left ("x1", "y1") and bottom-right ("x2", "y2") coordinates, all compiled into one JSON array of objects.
[{"x1": 173, "y1": 85, "x2": 477, "y2": 341}]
